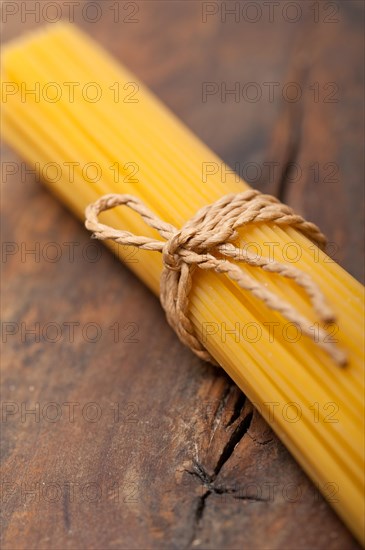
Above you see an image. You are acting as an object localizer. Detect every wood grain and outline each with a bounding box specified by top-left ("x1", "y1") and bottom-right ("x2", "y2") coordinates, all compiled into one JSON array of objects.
[{"x1": 1, "y1": 1, "x2": 363, "y2": 548}]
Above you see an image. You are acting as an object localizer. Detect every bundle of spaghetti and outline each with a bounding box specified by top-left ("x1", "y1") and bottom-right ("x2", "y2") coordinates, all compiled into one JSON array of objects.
[{"x1": 1, "y1": 23, "x2": 364, "y2": 542}]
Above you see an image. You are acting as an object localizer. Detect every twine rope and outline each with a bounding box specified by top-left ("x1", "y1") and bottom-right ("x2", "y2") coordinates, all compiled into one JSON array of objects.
[{"x1": 85, "y1": 189, "x2": 346, "y2": 367}]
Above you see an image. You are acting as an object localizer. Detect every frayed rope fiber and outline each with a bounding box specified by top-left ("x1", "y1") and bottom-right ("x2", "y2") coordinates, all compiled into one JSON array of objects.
[{"x1": 85, "y1": 189, "x2": 346, "y2": 367}]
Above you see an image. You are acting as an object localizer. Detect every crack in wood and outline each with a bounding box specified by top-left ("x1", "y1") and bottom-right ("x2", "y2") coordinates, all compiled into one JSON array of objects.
[
  {"x1": 247, "y1": 434, "x2": 274, "y2": 446},
  {"x1": 185, "y1": 406, "x2": 260, "y2": 547},
  {"x1": 225, "y1": 391, "x2": 246, "y2": 428},
  {"x1": 210, "y1": 383, "x2": 232, "y2": 436},
  {"x1": 186, "y1": 490, "x2": 210, "y2": 549},
  {"x1": 268, "y1": 45, "x2": 311, "y2": 203},
  {"x1": 190, "y1": 460, "x2": 213, "y2": 486},
  {"x1": 214, "y1": 410, "x2": 253, "y2": 477},
  {"x1": 276, "y1": 121, "x2": 302, "y2": 203}
]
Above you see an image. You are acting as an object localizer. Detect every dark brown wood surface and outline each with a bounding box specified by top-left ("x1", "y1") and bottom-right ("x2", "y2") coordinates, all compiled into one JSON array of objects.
[{"x1": 1, "y1": 1, "x2": 364, "y2": 549}]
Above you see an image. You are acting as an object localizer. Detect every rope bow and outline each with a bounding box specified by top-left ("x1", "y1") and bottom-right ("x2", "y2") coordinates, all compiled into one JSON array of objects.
[{"x1": 85, "y1": 189, "x2": 346, "y2": 366}]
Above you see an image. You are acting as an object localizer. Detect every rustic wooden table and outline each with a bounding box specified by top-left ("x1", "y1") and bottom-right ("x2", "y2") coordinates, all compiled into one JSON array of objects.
[{"x1": 1, "y1": 1, "x2": 363, "y2": 549}]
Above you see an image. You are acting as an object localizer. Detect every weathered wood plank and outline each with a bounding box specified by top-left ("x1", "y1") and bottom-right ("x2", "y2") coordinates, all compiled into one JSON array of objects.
[
  {"x1": 1, "y1": 1, "x2": 362, "y2": 548},
  {"x1": 266, "y1": 1, "x2": 364, "y2": 282}
]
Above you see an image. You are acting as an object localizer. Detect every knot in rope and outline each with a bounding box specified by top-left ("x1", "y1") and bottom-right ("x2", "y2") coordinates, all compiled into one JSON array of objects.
[{"x1": 85, "y1": 190, "x2": 346, "y2": 367}]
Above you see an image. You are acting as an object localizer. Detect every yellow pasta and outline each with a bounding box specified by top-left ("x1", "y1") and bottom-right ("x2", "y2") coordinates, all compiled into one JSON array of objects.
[{"x1": 1, "y1": 23, "x2": 364, "y2": 543}]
